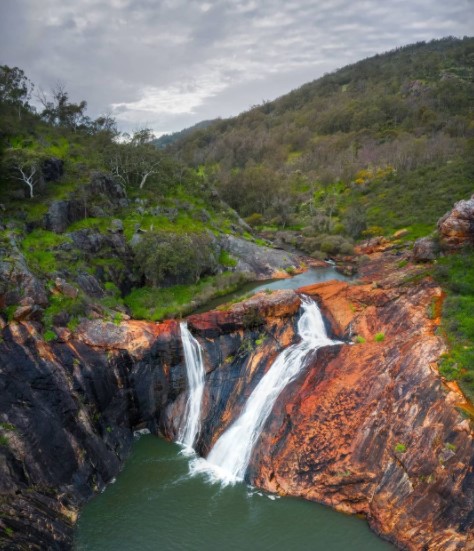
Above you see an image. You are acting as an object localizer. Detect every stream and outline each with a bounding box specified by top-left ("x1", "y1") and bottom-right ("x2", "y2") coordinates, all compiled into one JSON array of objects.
[{"x1": 75, "y1": 267, "x2": 394, "y2": 551}]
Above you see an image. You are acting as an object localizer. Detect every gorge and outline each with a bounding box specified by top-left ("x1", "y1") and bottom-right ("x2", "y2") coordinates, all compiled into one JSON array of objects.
[{"x1": 2, "y1": 248, "x2": 473, "y2": 550}]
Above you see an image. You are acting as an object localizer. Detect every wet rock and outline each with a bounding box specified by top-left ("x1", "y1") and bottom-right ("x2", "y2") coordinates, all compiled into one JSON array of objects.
[
  {"x1": 412, "y1": 236, "x2": 438, "y2": 262},
  {"x1": 438, "y1": 193, "x2": 474, "y2": 249}
]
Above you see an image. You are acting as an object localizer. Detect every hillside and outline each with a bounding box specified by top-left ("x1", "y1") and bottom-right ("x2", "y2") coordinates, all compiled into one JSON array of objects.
[
  {"x1": 169, "y1": 36, "x2": 474, "y2": 254},
  {"x1": 0, "y1": 68, "x2": 303, "y2": 334},
  {"x1": 154, "y1": 119, "x2": 217, "y2": 149}
]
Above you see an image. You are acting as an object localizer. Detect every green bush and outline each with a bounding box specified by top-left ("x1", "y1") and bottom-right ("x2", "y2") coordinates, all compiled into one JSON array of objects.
[
  {"x1": 43, "y1": 329, "x2": 57, "y2": 342},
  {"x1": 133, "y1": 230, "x2": 217, "y2": 286},
  {"x1": 354, "y1": 335, "x2": 366, "y2": 344},
  {"x1": 374, "y1": 332, "x2": 385, "y2": 342},
  {"x1": 394, "y1": 443, "x2": 407, "y2": 453}
]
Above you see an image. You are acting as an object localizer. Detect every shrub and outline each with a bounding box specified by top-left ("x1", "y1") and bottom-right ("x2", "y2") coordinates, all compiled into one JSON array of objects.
[
  {"x1": 245, "y1": 213, "x2": 263, "y2": 227},
  {"x1": 354, "y1": 335, "x2": 366, "y2": 344},
  {"x1": 394, "y1": 443, "x2": 406, "y2": 453},
  {"x1": 374, "y1": 332, "x2": 385, "y2": 342},
  {"x1": 133, "y1": 230, "x2": 217, "y2": 286},
  {"x1": 44, "y1": 329, "x2": 57, "y2": 342}
]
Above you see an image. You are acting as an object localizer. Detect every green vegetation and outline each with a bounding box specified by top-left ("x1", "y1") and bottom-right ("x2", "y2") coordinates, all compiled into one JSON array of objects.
[
  {"x1": 218, "y1": 249, "x2": 237, "y2": 267},
  {"x1": 374, "y1": 332, "x2": 385, "y2": 343},
  {"x1": 133, "y1": 231, "x2": 216, "y2": 286},
  {"x1": 0, "y1": 63, "x2": 259, "y2": 326},
  {"x1": 0, "y1": 422, "x2": 15, "y2": 431},
  {"x1": 169, "y1": 37, "x2": 474, "y2": 247},
  {"x1": 434, "y1": 250, "x2": 474, "y2": 401},
  {"x1": 445, "y1": 442, "x2": 456, "y2": 452},
  {"x1": 124, "y1": 272, "x2": 249, "y2": 321},
  {"x1": 354, "y1": 335, "x2": 366, "y2": 344},
  {"x1": 21, "y1": 230, "x2": 71, "y2": 273},
  {"x1": 43, "y1": 329, "x2": 57, "y2": 342},
  {"x1": 394, "y1": 443, "x2": 407, "y2": 453}
]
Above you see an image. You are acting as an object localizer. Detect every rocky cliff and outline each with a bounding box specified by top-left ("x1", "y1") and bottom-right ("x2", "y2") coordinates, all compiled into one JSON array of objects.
[{"x1": 0, "y1": 248, "x2": 473, "y2": 550}]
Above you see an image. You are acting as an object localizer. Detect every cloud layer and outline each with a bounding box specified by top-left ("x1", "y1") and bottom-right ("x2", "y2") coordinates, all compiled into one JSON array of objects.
[{"x1": 1, "y1": 0, "x2": 473, "y2": 135}]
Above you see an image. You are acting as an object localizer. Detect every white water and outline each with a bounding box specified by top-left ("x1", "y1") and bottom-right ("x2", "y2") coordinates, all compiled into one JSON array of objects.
[
  {"x1": 177, "y1": 322, "x2": 206, "y2": 450},
  {"x1": 191, "y1": 296, "x2": 341, "y2": 485}
]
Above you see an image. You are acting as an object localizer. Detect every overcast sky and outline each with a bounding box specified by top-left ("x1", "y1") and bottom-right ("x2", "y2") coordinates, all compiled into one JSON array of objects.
[{"x1": 1, "y1": 0, "x2": 473, "y2": 136}]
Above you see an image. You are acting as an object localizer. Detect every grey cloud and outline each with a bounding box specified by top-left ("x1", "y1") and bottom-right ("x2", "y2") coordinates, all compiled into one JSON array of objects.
[{"x1": 0, "y1": 0, "x2": 473, "y2": 135}]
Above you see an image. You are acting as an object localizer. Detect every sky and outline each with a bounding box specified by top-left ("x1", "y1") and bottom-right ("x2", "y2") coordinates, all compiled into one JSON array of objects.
[{"x1": 1, "y1": 0, "x2": 473, "y2": 137}]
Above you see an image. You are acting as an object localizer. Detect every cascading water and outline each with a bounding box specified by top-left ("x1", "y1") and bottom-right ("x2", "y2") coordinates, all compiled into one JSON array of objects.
[
  {"x1": 191, "y1": 295, "x2": 341, "y2": 484},
  {"x1": 177, "y1": 322, "x2": 206, "y2": 450}
]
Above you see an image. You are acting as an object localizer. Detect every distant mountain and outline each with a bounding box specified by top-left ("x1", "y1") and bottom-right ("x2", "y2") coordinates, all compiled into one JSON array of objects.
[{"x1": 154, "y1": 119, "x2": 218, "y2": 149}]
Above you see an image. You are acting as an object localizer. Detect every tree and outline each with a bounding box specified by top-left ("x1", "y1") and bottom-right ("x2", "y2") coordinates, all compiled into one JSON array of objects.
[
  {"x1": 0, "y1": 65, "x2": 34, "y2": 120},
  {"x1": 106, "y1": 129, "x2": 166, "y2": 190},
  {"x1": 38, "y1": 81, "x2": 88, "y2": 130},
  {"x1": 3, "y1": 149, "x2": 44, "y2": 198},
  {"x1": 343, "y1": 204, "x2": 367, "y2": 238}
]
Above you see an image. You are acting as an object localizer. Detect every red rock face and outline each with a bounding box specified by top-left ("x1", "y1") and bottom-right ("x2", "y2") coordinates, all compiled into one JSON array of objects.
[
  {"x1": 1, "y1": 250, "x2": 473, "y2": 550},
  {"x1": 249, "y1": 277, "x2": 474, "y2": 550}
]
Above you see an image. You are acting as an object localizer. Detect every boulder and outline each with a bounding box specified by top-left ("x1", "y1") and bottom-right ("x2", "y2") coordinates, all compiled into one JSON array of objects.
[
  {"x1": 438, "y1": 193, "x2": 474, "y2": 249},
  {"x1": 110, "y1": 219, "x2": 124, "y2": 233},
  {"x1": 412, "y1": 237, "x2": 438, "y2": 262},
  {"x1": 54, "y1": 278, "x2": 79, "y2": 299},
  {"x1": 76, "y1": 273, "x2": 104, "y2": 298},
  {"x1": 219, "y1": 235, "x2": 303, "y2": 279},
  {"x1": 13, "y1": 304, "x2": 43, "y2": 321},
  {"x1": 44, "y1": 200, "x2": 76, "y2": 233}
]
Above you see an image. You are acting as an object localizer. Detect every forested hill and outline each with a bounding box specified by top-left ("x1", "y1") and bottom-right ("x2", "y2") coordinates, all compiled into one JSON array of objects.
[
  {"x1": 168, "y1": 36, "x2": 474, "y2": 253},
  {"x1": 154, "y1": 119, "x2": 217, "y2": 149}
]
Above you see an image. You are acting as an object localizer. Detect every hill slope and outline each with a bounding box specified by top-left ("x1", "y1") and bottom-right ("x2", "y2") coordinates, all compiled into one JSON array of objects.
[{"x1": 169, "y1": 36, "x2": 474, "y2": 252}]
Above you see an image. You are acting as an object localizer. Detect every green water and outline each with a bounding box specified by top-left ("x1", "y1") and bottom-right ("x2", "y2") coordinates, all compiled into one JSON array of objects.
[{"x1": 75, "y1": 436, "x2": 394, "y2": 551}]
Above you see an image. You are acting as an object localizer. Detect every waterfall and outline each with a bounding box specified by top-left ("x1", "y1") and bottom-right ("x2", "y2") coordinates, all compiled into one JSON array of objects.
[
  {"x1": 178, "y1": 322, "x2": 206, "y2": 450},
  {"x1": 191, "y1": 296, "x2": 340, "y2": 484}
]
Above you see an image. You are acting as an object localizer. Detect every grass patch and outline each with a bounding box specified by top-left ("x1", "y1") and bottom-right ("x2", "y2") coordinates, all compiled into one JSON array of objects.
[
  {"x1": 124, "y1": 272, "x2": 249, "y2": 321},
  {"x1": 218, "y1": 249, "x2": 237, "y2": 267},
  {"x1": 21, "y1": 230, "x2": 71, "y2": 274},
  {"x1": 374, "y1": 332, "x2": 385, "y2": 342},
  {"x1": 43, "y1": 329, "x2": 57, "y2": 342},
  {"x1": 434, "y1": 249, "x2": 474, "y2": 402},
  {"x1": 394, "y1": 443, "x2": 407, "y2": 453}
]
